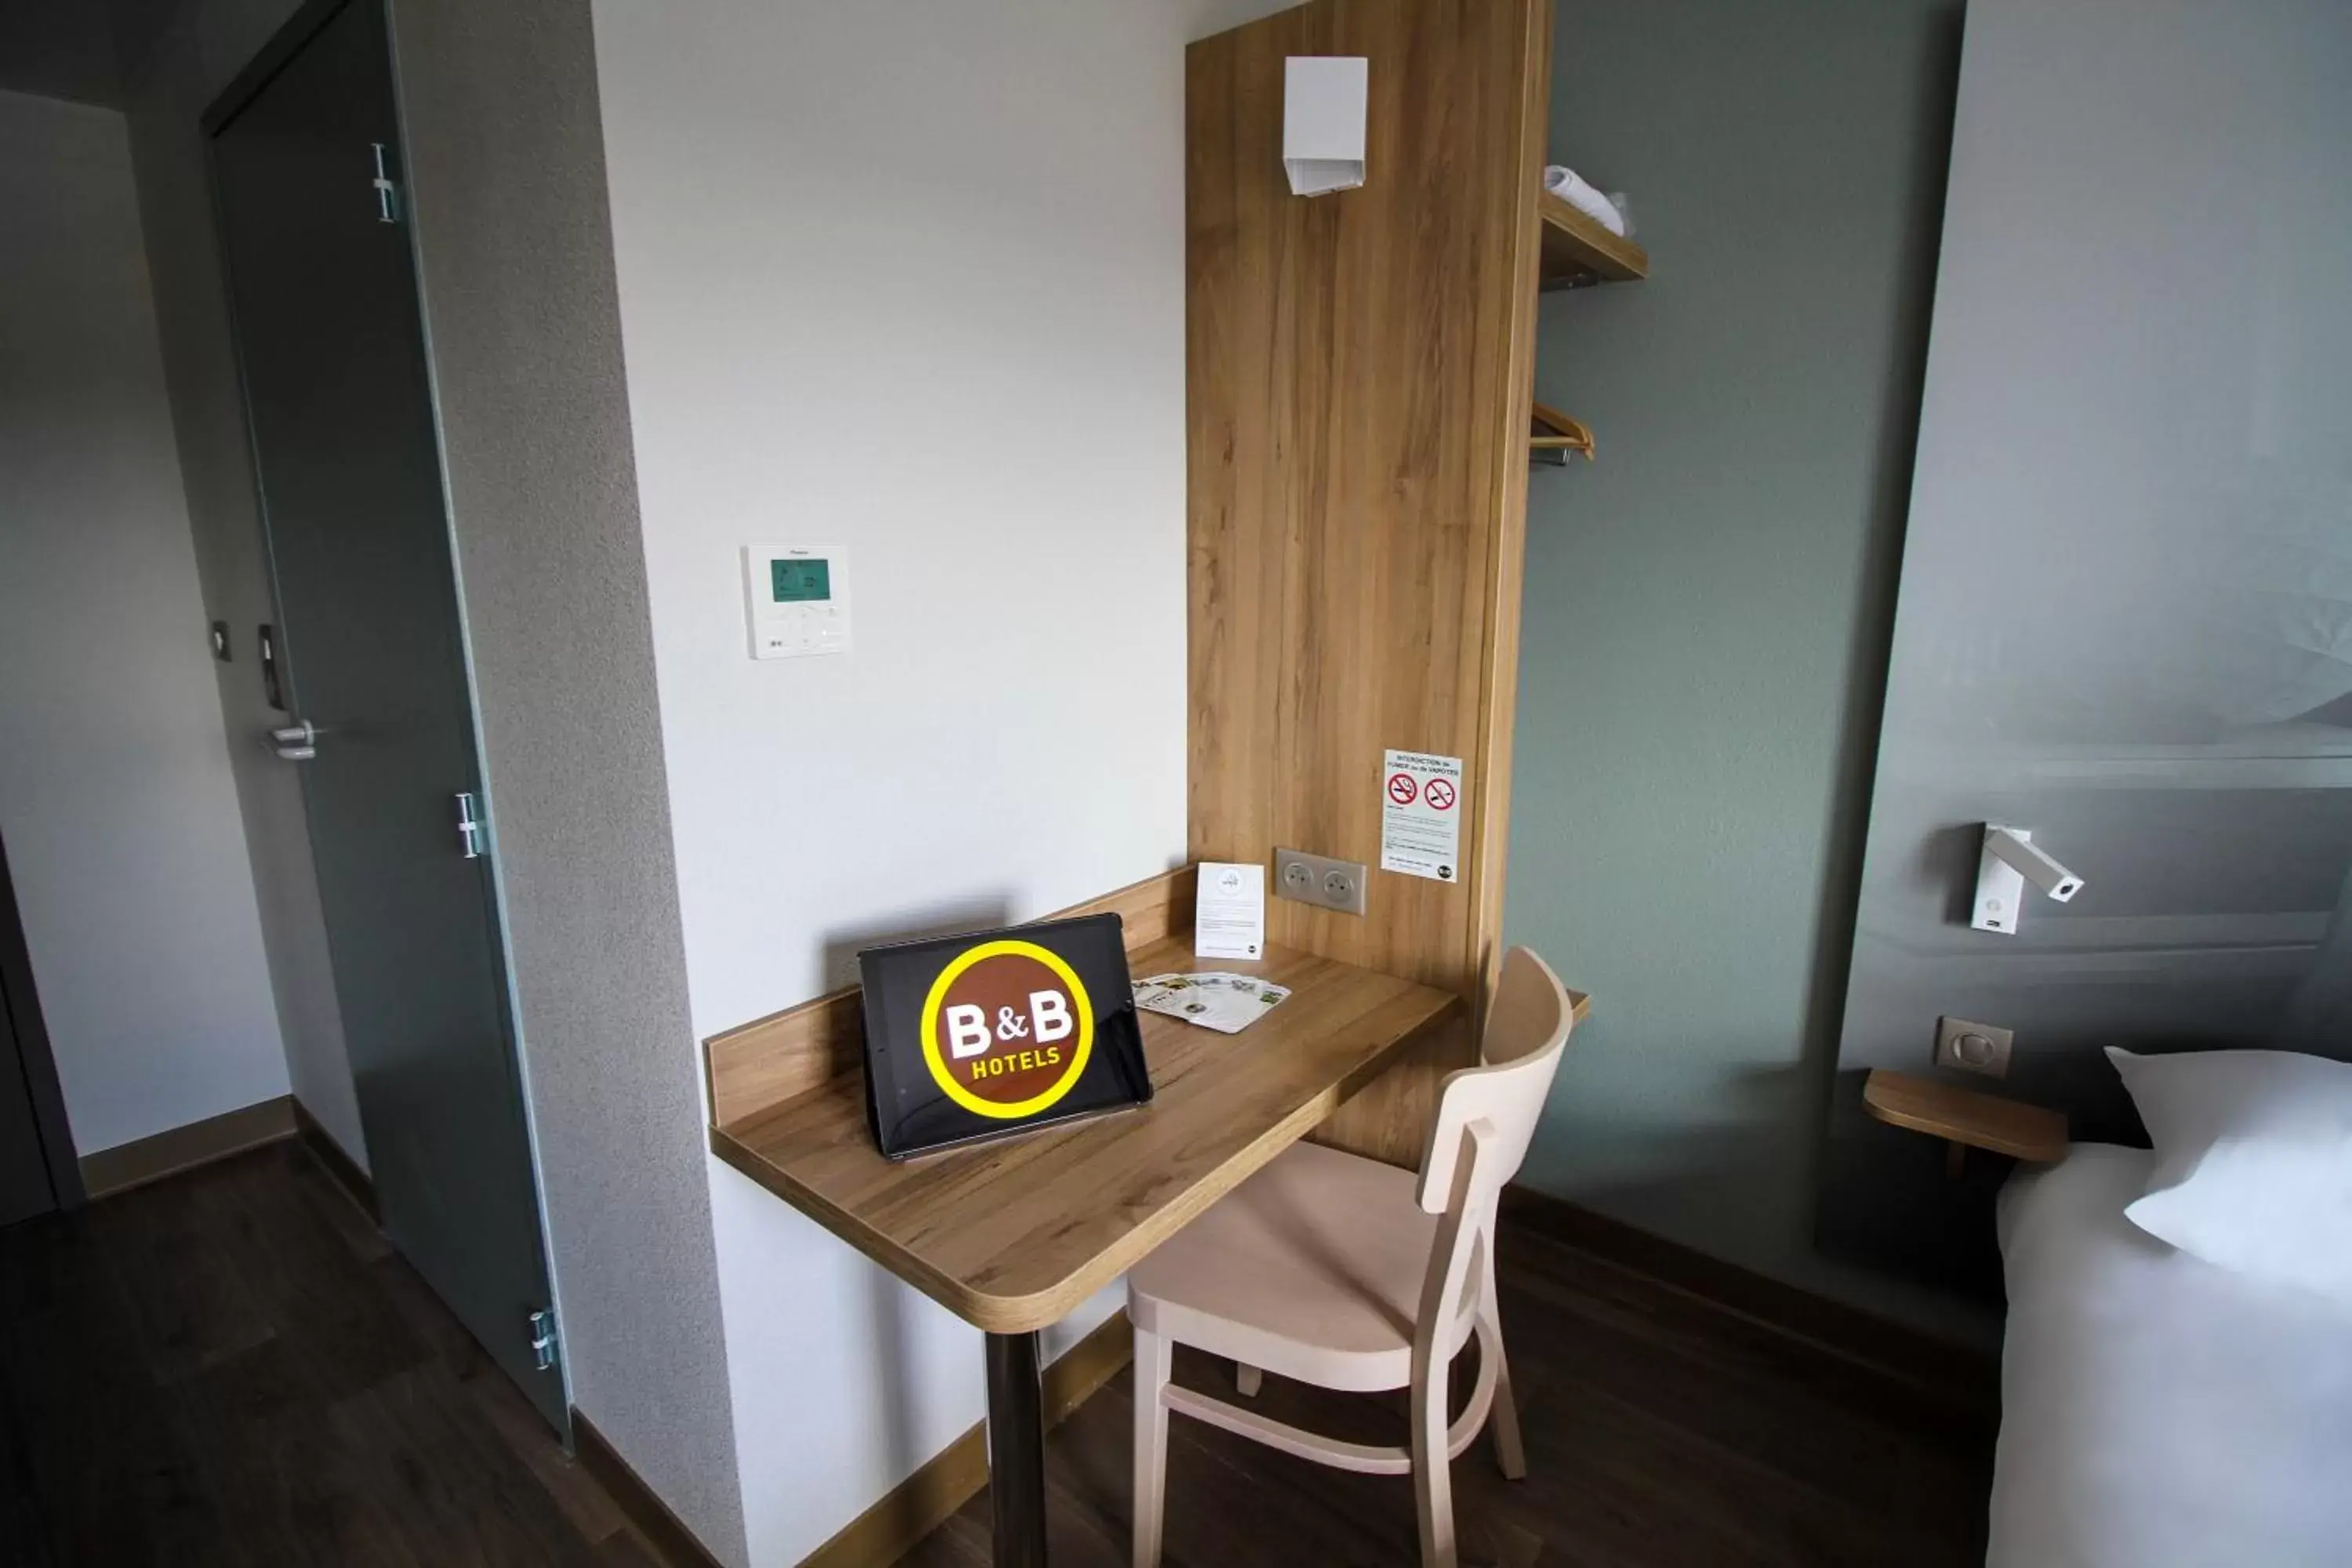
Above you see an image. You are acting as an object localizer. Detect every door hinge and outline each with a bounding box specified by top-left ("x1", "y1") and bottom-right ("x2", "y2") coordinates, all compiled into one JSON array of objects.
[
  {"x1": 370, "y1": 142, "x2": 402, "y2": 224},
  {"x1": 530, "y1": 1308, "x2": 560, "y2": 1372},
  {"x1": 456, "y1": 791, "x2": 485, "y2": 858}
]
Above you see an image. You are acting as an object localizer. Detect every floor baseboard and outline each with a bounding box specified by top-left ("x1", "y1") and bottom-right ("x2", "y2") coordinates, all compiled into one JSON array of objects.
[
  {"x1": 574, "y1": 1409, "x2": 728, "y2": 1568},
  {"x1": 291, "y1": 1099, "x2": 377, "y2": 1221},
  {"x1": 78, "y1": 1094, "x2": 297, "y2": 1199},
  {"x1": 1498, "y1": 1183, "x2": 1997, "y2": 1414},
  {"x1": 800, "y1": 1307, "x2": 1137, "y2": 1568}
]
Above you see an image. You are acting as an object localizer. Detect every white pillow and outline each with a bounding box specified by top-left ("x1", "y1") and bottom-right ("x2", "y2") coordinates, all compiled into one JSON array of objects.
[{"x1": 2106, "y1": 1047, "x2": 2352, "y2": 1307}]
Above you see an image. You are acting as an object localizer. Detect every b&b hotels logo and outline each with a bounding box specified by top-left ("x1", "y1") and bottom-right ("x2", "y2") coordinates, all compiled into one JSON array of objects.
[{"x1": 919, "y1": 939, "x2": 1095, "y2": 1120}]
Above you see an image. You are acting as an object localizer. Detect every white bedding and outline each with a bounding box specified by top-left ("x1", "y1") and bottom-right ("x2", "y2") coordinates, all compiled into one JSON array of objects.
[{"x1": 1990, "y1": 1144, "x2": 2352, "y2": 1567}]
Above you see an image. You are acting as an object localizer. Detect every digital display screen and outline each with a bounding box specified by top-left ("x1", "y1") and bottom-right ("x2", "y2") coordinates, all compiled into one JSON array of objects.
[{"x1": 771, "y1": 558, "x2": 831, "y2": 603}]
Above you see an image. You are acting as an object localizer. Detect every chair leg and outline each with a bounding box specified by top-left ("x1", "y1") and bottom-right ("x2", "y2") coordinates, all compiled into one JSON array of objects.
[
  {"x1": 1235, "y1": 1362, "x2": 1261, "y2": 1397},
  {"x1": 1410, "y1": 1351, "x2": 1457, "y2": 1568},
  {"x1": 1483, "y1": 1308, "x2": 1526, "y2": 1481},
  {"x1": 1133, "y1": 1326, "x2": 1173, "y2": 1568}
]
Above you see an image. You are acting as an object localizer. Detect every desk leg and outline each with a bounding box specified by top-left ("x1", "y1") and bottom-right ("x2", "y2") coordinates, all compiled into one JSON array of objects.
[{"x1": 985, "y1": 1330, "x2": 1047, "y2": 1567}]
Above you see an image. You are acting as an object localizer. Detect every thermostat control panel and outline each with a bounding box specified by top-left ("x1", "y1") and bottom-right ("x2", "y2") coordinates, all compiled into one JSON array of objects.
[{"x1": 742, "y1": 544, "x2": 851, "y2": 659}]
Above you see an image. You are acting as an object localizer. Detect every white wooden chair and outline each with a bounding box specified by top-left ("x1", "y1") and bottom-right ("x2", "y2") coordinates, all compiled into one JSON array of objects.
[{"x1": 1127, "y1": 946, "x2": 1576, "y2": 1568}]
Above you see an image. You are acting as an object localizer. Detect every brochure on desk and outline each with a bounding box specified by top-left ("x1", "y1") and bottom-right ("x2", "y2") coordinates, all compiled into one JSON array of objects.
[{"x1": 856, "y1": 913, "x2": 1153, "y2": 1160}]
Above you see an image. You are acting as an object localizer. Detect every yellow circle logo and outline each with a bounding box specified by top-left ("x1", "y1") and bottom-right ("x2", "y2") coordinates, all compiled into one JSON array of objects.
[{"x1": 919, "y1": 939, "x2": 1094, "y2": 1120}]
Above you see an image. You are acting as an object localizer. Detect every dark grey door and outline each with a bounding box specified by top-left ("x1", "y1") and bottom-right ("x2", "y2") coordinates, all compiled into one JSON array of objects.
[{"x1": 209, "y1": 0, "x2": 563, "y2": 1428}]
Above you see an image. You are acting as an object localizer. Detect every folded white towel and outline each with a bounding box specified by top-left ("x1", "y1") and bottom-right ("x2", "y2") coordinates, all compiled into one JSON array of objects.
[{"x1": 1543, "y1": 165, "x2": 1625, "y2": 237}]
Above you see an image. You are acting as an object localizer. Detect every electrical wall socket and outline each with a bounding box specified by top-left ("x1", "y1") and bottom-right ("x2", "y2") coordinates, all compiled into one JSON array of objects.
[
  {"x1": 1934, "y1": 1016, "x2": 2014, "y2": 1078},
  {"x1": 1273, "y1": 848, "x2": 1367, "y2": 916}
]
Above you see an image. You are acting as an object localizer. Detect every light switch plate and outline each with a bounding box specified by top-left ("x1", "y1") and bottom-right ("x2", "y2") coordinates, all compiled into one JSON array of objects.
[
  {"x1": 1273, "y1": 848, "x2": 1367, "y2": 916},
  {"x1": 1935, "y1": 1016, "x2": 2014, "y2": 1078}
]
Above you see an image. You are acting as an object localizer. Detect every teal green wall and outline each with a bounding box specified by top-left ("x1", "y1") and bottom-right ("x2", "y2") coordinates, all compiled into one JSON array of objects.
[{"x1": 1505, "y1": 0, "x2": 1980, "y2": 1336}]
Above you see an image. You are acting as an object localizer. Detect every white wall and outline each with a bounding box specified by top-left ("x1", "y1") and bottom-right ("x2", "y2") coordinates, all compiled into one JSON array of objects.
[
  {"x1": 589, "y1": 2, "x2": 1289, "y2": 1559},
  {"x1": 0, "y1": 89, "x2": 290, "y2": 1155}
]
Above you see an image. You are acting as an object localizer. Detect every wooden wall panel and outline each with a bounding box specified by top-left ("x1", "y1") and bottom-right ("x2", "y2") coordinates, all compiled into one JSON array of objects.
[{"x1": 1188, "y1": 0, "x2": 1552, "y2": 1164}]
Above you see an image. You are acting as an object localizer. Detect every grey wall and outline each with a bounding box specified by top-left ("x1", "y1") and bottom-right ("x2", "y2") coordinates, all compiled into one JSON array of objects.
[
  {"x1": 385, "y1": 2, "x2": 743, "y2": 1558},
  {"x1": 1827, "y1": 0, "x2": 2352, "y2": 1294},
  {"x1": 111, "y1": 0, "x2": 370, "y2": 1167},
  {"x1": 1503, "y1": 0, "x2": 1986, "y2": 1338},
  {"x1": 0, "y1": 86, "x2": 290, "y2": 1153}
]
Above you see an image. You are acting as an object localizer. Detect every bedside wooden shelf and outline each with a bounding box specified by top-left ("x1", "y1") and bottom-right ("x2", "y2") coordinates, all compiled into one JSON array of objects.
[
  {"x1": 1537, "y1": 188, "x2": 1650, "y2": 289},
  {"x1": 1864, "y1": 1068, "x2": 2069, "y2": 1177}
]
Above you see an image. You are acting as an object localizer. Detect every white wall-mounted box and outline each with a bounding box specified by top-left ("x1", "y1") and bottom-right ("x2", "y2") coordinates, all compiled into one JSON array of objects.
[{"x1": 1283, "y1": 56, "x2": 1367, "y2": 196}]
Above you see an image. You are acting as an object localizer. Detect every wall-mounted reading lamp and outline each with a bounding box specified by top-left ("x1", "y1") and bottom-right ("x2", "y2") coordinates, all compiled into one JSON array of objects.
[
  {"x1": 1283, "y1": 56, "x2": 1367, "y2": 196},
  {"x1": 1970, "y1": 825, "x2": 2085, "y2": 934}
]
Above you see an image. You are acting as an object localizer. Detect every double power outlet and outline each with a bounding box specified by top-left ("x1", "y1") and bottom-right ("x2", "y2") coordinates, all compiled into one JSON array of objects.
[{"x1": 1273, "y1": 847, "x2": 1368, "y2": 916}]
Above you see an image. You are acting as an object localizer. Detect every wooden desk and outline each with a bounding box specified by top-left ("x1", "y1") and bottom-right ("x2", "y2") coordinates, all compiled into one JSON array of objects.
[
  {"x1": 702, "y1": 869, "x2": 1482, "y2": 1566},
  {"x1": 713, "y1": 936, "x2": 1460, "y2": 1333}
]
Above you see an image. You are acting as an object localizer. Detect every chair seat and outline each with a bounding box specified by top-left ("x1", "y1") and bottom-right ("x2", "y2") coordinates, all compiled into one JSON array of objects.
[{"x1": 1128, "y1": 1140, "x2": 1477, "y2": 1392}]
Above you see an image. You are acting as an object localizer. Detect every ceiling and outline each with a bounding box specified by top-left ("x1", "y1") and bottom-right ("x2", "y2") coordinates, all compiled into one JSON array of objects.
[{"x1": 0, "y1": 2, "x2": 125, "y2": 109}]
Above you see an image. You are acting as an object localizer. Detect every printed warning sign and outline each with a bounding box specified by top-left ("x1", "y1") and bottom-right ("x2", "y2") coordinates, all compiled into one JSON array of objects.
[{"x1": 1380, "y1": 749, "x2": 1465, "y2": 883}]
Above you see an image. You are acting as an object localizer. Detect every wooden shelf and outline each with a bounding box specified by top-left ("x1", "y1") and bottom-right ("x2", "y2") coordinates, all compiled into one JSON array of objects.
[
  {"x1": 1538, "y1": 188, "x2": 1649, "y2": 289},
  {"x1": 1864, "y1": 1069, "x2": 2069, "y2": 1174}
]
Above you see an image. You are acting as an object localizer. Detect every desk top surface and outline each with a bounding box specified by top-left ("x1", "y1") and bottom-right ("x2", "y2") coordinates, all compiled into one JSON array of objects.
[{"x1": 709, "y1": 935, "x2": 1464, "y2": 1334}]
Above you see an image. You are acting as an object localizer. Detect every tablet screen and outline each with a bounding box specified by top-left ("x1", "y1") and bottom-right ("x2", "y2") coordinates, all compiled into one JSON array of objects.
[{"x1": 857, "y1": 913, "x2": 1152, "y2": 1160}]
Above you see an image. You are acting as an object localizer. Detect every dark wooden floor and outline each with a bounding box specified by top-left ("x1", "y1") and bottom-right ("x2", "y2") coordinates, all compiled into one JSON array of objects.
[
  {"x1": 0, "y1": 1140, "x2": 661, "y2": 1566},
  {"x1": 907, "y1": 1221, "x2": 1998, "y2": 1568},
  {"x1": 2, "y1": 1138, "x2": 1994, "y2": 1568}
]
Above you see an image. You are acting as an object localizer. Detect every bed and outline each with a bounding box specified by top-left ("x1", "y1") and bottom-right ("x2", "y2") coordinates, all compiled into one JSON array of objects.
[{"x1": 1988, "y1": 1143, "x2": 2352, "y2": 1567}]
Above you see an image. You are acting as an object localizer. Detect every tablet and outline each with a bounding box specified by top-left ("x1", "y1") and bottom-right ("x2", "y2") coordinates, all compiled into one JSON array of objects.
[{"x1": 857, "y1": 913, "x2": 1153, "y2": 1160}]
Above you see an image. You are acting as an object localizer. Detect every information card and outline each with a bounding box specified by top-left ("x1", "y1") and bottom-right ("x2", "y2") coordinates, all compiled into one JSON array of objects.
[{"x1": 1193, "y1": 861, "x2": 1266, "y2": 960}]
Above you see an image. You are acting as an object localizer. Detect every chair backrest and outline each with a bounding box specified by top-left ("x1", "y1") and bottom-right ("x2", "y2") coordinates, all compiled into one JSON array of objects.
[{"x1": 1414, "y1": 946, "x2": 1573, "y2": 1216}]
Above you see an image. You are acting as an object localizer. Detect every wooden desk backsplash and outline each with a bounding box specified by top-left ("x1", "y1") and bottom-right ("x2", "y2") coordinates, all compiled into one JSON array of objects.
[{"x1": 703, "y1": 866, "x2": 1198, "y2": 1132}]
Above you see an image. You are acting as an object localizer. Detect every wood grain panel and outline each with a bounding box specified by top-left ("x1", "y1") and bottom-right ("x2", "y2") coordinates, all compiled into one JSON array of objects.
[
  {"x1": 1537, "y1": 187, "x2": 1651, "y2": 286},
  {"x1": 711, "y1": 936, "x2": 1461, "y2": 1333},
  {"x1": 1861, "y1": 1070, "x2": 2069, "y2": 1163},
  {"x1": 1187, "y1": 0, "x2": 1553, "y2": 1165},
  {"x1": 703, "y1": 866, "x2": 1196, "y2": 1131}
]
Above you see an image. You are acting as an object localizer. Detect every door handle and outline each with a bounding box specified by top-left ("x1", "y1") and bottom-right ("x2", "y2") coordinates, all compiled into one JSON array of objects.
[
  {"x1": 270, "y1": 720, "x2": 318, "y2": 760},
  {"x1": 456, "y1": 792, "x2": 485, "y2": 859}
]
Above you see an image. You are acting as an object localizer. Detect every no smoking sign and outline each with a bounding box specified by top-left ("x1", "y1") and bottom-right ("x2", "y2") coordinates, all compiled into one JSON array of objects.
[{"x1": 1380, "y1": 749, "x2": 1465, "y2": 883}]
